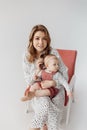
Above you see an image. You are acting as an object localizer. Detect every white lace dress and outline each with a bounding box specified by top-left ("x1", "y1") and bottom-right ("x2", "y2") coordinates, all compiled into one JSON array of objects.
[{"x1": 23, "y1": 48, "x2": 69, "y2": 130}]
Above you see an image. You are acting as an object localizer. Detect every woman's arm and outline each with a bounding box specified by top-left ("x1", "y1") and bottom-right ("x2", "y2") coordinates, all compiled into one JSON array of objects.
[
  {"x1": 41, "y1": 80, "x2": 56, "y2": 88},
  {"x1": 23, "y1": 52, "x2": 35, "y2": 86}
]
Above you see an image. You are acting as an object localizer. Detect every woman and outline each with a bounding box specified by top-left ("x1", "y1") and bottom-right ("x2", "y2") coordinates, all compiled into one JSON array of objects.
[{"x1": 23, "y1": 24, "x2": 68, "y2": 130}]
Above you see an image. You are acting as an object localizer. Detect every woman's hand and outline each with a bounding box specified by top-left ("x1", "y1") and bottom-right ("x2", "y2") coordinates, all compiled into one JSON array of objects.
[
  {"x1": 33, "y1": 74, "x2": 38, "y2": 80},
  {"x1": 67, "y1": 91, "x2": 72, "y2": 97},
  {"x1": 36, "y1": 58, "x2": 44, "y2": 69},
  {"x1": 41, "y1": 80, "x2": 56, "y2": 88}
]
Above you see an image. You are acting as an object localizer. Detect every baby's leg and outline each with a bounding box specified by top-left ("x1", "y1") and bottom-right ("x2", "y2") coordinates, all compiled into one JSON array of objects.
[
  {"x1": 21, "y1": 83, "x2": 41, "y2": 102},
  {"x1": 21, "y1": 91, "x2": 35, "y2": 101},
  {"x1": 30, "y1": 82, "x2": 41, "y2": 92}
]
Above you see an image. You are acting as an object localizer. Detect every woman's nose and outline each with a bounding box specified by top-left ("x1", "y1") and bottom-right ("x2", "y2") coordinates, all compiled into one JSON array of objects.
[{"x1": 39, "y1": 39, "x2": 43, "y2": 44}]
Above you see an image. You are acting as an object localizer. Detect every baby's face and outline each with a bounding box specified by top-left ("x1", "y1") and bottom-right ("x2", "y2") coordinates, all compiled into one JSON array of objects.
[{"x1": 47, "y1": 58, "x2": 59, "y2": 72}]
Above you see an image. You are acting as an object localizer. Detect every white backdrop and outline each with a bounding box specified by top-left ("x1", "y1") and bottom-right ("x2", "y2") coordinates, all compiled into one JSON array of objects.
[{"x1": 0, "y1": 0, "x2": 87, "y2": 130}]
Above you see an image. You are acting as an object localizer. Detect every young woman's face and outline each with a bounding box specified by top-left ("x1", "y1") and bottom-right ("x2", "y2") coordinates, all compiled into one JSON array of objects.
[{"x1": 33, "y1": 31, "x2": 48, "y2": 53}]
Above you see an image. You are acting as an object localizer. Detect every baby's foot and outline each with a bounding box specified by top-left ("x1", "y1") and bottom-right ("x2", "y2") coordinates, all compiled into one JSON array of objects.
[
  {"x1": 21, "y1": 92, "x2": 35, "y2": 101},
  {"x1": 21, "y1": 96, "x2": 29, "y2": 101}
]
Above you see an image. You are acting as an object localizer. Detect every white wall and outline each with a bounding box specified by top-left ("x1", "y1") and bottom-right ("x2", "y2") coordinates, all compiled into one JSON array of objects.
[{"x1": 0, "y1": 0, "x2": 87, "y2": 130}]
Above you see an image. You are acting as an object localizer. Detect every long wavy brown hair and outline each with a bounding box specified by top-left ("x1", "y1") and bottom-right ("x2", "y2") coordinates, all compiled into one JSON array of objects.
[{"x1": 26, "y1": 24, "x2": 51, "y2": 62}]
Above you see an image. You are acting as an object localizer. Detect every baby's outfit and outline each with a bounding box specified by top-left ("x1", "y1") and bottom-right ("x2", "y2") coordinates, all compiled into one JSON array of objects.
[
  {"x1": 40, "y1": 70, "x2": 59, "y2": 98},
  {"x1": 25, "y1": 70, "x2": 59, "y2": 99}
]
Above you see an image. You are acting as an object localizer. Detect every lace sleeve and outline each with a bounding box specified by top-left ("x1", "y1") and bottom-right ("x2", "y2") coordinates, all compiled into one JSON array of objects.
[
  {"x1": 22, "y1": 52, "x2": 35, "y2": 86},
  {"x1": 51, "y1": 48, "x2": 69, "y2": 81},
  {"x1": 53, "y1": 72, "x2": 70, "y2": 92},
  {"x1": 58, "y1": 73, "x2": 70, "y2": 92}
]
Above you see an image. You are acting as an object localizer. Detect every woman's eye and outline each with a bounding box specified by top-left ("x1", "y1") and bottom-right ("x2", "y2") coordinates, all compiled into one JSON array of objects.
[
  {"x1": 43, "y1": 38, "x2": 47, "y2": 41},
  {"x1": 35, "y1": 37, "x2": 39, "y2": 40}
]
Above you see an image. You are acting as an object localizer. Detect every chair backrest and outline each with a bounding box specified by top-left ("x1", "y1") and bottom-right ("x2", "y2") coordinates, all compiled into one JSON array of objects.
[{"x1": 57, "y1": 49, "x2": 77, "y2": 82}]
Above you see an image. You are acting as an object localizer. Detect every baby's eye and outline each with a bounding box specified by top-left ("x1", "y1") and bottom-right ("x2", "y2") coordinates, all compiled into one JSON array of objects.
[{"x1": 53, "y1": 64, "x2": 59, "y2": 66}]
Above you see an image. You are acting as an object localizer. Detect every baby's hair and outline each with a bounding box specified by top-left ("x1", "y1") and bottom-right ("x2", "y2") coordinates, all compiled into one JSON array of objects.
[{"x1": 44, "y1": 54, "x2": 58, "y2": 67}]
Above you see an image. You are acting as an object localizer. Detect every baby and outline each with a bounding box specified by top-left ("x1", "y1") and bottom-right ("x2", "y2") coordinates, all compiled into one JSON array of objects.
[{"x1": 21, "y1": 54, "x2": 72, "y2": 101}]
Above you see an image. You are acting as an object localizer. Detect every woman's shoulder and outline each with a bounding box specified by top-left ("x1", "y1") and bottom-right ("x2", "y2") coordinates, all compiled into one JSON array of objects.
[{"x1": 50, "y1": 48, "x2": 60, "y2": 58}]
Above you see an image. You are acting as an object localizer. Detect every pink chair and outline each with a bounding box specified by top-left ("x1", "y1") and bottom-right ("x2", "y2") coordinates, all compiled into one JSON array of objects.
[{"x1": 57, "y1": 49, "x2": 77, "y2": 125}]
